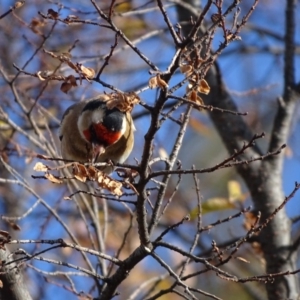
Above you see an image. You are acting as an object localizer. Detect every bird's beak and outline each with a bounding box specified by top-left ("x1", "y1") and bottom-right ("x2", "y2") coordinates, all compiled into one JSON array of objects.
[{"x1": 92, "y1": 143, "x2": 105, "y2": 163}]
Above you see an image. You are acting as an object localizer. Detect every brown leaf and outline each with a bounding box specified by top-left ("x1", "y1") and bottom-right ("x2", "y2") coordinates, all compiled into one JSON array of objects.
[
  {"x1": 45, "y1": 173, "x2": 63, "y2": 184},
  {"x1": 48, "y1": 9, "x2": 59, "y2": 19},
  {"x1": 33, "y1": 162, "x2": 49, "y2": 172},
  {"x1": 149, "y1": 75, "x2": 168, "y2": 90},
  {"x1": 104, "y1": 93, "x2": 126, "y2": 110},
  {"x1": 30, "y1": 18, "x2": 45, "y2": 34},
  {"x1": 8, "y1": 221, "x2": 21, "y2": 231},
  {"x1": 149, "y1": 76, "x2": 158, "y2": 89},
  {"x1": 187, "y1": 89, "x2": 204, "y2": 109},
  {"x1": 195, "y1": 95, "x2": 204, "y2": 108},
  {"x1": 71, "y1": 163, "x2": 126, "y2": 195},
  {"x1": 60, "y1": 75, "x2": 78, "y2": 94},
  {"x1": 72, "y1": 163, "x2": 88, "y2": 182},
  {"x1": 243, "y1": 211, "x2": 257, "y2": 232},
  {"x1": 198, "y1": 79, "x2": 210, "y2": 95},
  {"x1": 103, "y1": 92, "x2": 140, "y2": 113},
  {"x1": 60, "y1": 82, "x2": 73, "y2": 94},
  {"x1": 80, "y1": 66, "x2": 95, "y2": 79},
  {"x1": 15, "y1": 2, "x2": 25, "y2": 9},
  {"x1": 97, "y1": 172, "x2": 123, "y2": 196},
  {"x1": 188, "y1": 89, "x2": 197, "y2": 102},
  {"x1": 67, "y1": 75, "x2": 77, "y2": 86},
  {"x1": 180, "y1": 64, "x2": 193, "y2": 75},
  {"x1": 30, "y1": 18, "x2": 43, "y2": 27},
  {"x1": 86, "y1": 165, "x2": 98, "y2": 179},
  {"x1": 189, "y1": 73, "x2": 199, "y2": 85}
]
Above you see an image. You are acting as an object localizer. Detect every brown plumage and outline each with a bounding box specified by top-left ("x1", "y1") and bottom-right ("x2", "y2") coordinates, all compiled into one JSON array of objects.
[{"x1": 59, "y1": 95, "x2": 134, "y2": 174}]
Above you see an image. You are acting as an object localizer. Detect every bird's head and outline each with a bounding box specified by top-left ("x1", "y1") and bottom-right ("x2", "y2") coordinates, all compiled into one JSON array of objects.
[{"x1": 77, "y1": 100, "x2": 126, "y2": 156}]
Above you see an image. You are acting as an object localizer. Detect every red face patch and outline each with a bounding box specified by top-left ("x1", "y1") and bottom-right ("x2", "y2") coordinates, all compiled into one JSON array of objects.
[{"x1": 83, "y1": 123, "x2": 122, "y2": 146}]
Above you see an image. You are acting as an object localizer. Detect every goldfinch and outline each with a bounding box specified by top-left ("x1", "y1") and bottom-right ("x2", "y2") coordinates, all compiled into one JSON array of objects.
[{"x1": 59, "y1": 95, "x2": 134, "y2": 174}]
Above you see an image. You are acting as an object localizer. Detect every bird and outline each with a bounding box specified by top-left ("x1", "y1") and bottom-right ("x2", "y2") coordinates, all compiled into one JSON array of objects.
[{"x1": 59, "y1": 94, "x2": 135, "y2": 174}]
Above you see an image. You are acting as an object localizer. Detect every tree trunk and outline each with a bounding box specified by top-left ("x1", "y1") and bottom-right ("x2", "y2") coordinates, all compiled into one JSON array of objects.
[
  {"x1": 0, "y1": 248, "x2": 32, "y2": 300},
  {"x1": 176, "y1": 0, "x2": 299, "y2": 298}
]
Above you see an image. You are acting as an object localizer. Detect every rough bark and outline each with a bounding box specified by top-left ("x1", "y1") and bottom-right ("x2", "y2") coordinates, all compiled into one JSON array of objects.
[{"x1": 0, "y1": 248, "x2": 32, "y2": 300}]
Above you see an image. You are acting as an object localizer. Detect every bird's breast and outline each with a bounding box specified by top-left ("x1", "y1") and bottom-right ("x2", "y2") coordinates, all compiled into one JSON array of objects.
[{"x1": 83, "y1": 123, "x2": 122, "y2": 147}]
